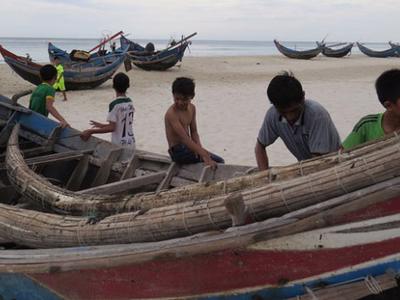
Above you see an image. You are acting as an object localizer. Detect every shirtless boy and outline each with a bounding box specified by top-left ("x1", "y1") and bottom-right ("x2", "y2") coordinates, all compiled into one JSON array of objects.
[{"x1": 164, "y1": 77, "x2": 224, "y2": 168}]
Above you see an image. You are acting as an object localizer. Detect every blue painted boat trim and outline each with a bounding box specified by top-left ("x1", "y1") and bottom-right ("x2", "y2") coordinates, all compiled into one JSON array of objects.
[
  {"x1": 200, "y1": 256, "x2": 400, "y2": 299},
  {"x1": 0, "y1": 274, "x2": 62, "y2": 300}
]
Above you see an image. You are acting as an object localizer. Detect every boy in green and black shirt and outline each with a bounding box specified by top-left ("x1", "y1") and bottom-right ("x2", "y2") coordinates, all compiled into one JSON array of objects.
[
  {"x1": 29, "y1": 64, "x2": 69, "y2": 128},
  {"x1": 342, "y1": 69, "x2": 400, "y2": 149}
]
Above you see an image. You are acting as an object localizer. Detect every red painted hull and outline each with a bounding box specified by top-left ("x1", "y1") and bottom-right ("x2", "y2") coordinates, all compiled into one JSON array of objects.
[{"x1": 24, "y1": 196, "x2": 400, "y2": 299}]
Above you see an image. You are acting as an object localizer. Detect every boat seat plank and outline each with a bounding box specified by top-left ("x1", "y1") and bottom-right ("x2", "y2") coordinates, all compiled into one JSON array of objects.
[
  {"x1": 90, "y1": 149, "x2": 122, "y2": 187},
  {"x1": 66, "y1": 155, "x2": 90, "y2": 191},
  {"x1": 78, "y1": 171, "x2": 167, "y2": 195}
]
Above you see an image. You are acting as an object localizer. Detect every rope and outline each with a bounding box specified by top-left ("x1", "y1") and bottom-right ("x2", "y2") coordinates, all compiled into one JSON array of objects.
[
  {"x1": 278, "y1": 183, "x2": 291, "y2": 212},
  {"x1": 299, "y1": 160, "x2": 304, "y2": 176},
  {"x1": 362, "y1": 157, "x2": 377, "y2": 184},
  {"x1": 206, "y1": 198, "x2": 220, "y2": 230},
  {"x1": 181, "y1": 205, "x2": 193, "y2": 235},
  {"x1": 334, "y1": 166, "x2": 348, "y2": 193},
  {"x1": 364, "y1": 275, "x2": 382, "y2": 294}
]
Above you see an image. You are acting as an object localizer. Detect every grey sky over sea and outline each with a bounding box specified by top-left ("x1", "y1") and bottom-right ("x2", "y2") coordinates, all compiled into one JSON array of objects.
[{"x1": 1, "y1": 0, "x2": 399, "y2": 42}]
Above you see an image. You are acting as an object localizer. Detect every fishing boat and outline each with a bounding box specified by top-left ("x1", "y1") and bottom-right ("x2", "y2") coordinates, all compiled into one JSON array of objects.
[
  {"x1": 48, "y1": 31, "x2": 126, "y2": 65},
  {"x1": 2, "y1": 85, "x2": 400, "y2": 248},
  {"x1": 318, "y1": 42, "x2": 354, "y2": 58},
  {"x1": 274, "y1": 40, "x2": 321, "y2": 59},
  {"x1": 0, "y1": 45, "x2": 128, "y2": 90},
  {"x1": 1, "y1": 191, "x2": 400, "y2": 299},
  {"x1": 125, "y1": 32, "x2": 197, "y2": 71},
  {"x1": 356, "y1": 42, "x2": 400, "y2": 58}
]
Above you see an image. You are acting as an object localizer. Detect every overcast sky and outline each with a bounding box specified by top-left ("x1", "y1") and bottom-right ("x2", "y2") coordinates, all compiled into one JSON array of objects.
[{"x1": 1, "y1": 0, "x2": 399, "y2": 42}]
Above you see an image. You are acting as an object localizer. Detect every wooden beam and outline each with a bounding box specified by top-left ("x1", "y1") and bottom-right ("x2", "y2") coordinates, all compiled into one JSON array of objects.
[
  {"x1": 156, "y1": 162, "x2": 179, "y2": 193},
  {"x1": 90, "y1": 149, "x2": 122, "y2": 187},
  {"x1": 78, "y1": 171, "x2": 166, "y2": 195},
  {"x1": 66, "y1": 155, "x2": 90, "y2": 191},
  {"x1": 120, "y1": 154, "x2": 140, "y2": 180},
  {"x1": 0, "y1": 151, "x2": 86, "y2": 171}
]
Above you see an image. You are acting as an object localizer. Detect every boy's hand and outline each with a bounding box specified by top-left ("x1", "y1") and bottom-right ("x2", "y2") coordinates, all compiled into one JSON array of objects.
[
  {"x1": 59, "y1": 120, "x2": 70, "y2": 128},
  {"x1": 80, "y1": 129, "x2": 92, "y2": 141},
  {"x1": 90, "y1": 120, "x2": 103, "y2": 128},
  {"x1": 203, "y1": 156, "x2": 218, "y2": 170}
]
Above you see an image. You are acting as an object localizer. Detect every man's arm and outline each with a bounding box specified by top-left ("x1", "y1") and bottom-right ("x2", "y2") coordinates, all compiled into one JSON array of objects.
[
  {"x1": 46, "y1": 99, "x2": 69, "y2": 128},
  {"x1": 166, "y1": 110, "x2": 216, "y2": 168},
  {"x1": 255, "y1": 140, "x2": 269, "y2": 170}
]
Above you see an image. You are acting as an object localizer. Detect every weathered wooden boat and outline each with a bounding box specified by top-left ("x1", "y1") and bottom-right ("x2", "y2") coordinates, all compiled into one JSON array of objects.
[
  {"x1": 0, "y1": 45, "x2": 128, "y2": 90},
  {"x1": 5, "y1": 92, "x2": 400, "y2": 248},
  {"x1": 356, "y1": 42, "x2": 400, "y2": 58},
  {"x1": 318, "y1": 42, "x2": 354, "y2": 58},
  {"x1": 126, "y1": 32, "x2": 197, "y2": 71},
  {"x1": 274, "y1": 40, "x2": 321, "y2": 59},
  {"x1": 48, "y1": 31, "x2": 126, "y2": 65},
  {"x1": 48, "y1": 42, "x2": 126, "y2": 66},
  {"x1": 1, "y1": 192, "x2": 400, "y2": 299}
]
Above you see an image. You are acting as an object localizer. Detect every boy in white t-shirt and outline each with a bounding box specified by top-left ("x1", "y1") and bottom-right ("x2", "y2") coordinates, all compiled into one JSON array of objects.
[{"x1": 80, "y1": 72, "x2": 135, "y2": 148}]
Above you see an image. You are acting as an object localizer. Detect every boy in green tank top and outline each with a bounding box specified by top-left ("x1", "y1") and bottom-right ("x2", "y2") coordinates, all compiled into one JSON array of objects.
[
  {"x1": 29, "y1": 64, "x2": 69, "y2": 128},
  {"x1": 342, "y1": 69, "x2": 400, "y2": 149}
]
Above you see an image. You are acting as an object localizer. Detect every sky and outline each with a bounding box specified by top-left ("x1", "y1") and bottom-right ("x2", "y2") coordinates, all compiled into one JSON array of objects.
[{"x1": 1, "y1": 0, "x2": 399, "y2": 42}]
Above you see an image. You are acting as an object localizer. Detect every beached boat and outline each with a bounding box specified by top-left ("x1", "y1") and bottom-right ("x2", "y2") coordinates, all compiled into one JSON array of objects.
[
  {"x1": 318, "y1": 42, "x2": 354, "y2": 58},
  {"x1": 125, "y1": 32, "x2": 197, "y2": 71},
  {"x1": 0, "y1": 45, "x2": 128, "y2": 90},
  {"x1": 1, "y1": 194, "x2": 400, "y2": 299},
  {"x1": 274, "y1": 40, "x2": 321, "y2": 59},
  {"x1": 357, "y1": 42, "x2": 400, "y2": 58},
  {"x1": 48, "y1": 31, "x2": 126, "y2": 65},
  {"x1": 3, "y1": 85, "x2": 400, "y2": 248}
]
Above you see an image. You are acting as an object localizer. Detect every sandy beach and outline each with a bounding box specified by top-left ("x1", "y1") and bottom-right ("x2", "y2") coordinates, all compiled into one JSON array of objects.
[{"x1": 0, "y1": 54, "x2": 398, "y2": 167}]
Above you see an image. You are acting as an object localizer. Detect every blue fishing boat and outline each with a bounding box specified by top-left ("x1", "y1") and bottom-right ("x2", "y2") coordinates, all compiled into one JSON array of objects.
[
  {"x1": 274, "y1": 39, "x2": 321, "y2": 59},
  {"x1": 125, "y1": 32, "x2": 197, "y2": 71},
  {"x1": 0, "y1": 45, "x2": 128, "y2": 90}
]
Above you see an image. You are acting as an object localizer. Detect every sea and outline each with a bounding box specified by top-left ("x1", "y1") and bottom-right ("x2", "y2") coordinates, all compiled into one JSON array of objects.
[{"x1": 0, "y1": 37, "x2": 394, "y2": 63}]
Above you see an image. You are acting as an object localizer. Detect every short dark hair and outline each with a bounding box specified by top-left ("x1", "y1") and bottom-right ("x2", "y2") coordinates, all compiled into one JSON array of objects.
[
  {"x1": 267, "y1": 71, "x2": 304, "y2": 108},
  {"x1": 113, "y1": 72, "x2": 130, "y2": 93},
  {"x1": 375, "y1": 69, "x2": 400, "y2": 106},
  {"x1": 172, "y1": 77, "x2": 195, "y2": 97},
  {"x1": 40, "y1": 64, "x2": 57, "y2": 82}
]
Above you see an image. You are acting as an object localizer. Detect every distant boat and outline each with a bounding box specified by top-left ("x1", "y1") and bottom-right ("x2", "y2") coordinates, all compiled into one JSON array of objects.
[
  {"x1": 125, "y1": 32, "x2": 197, "y2": 71},
  {"x1": 356, "y1": 42, "x2": 399, "y2": 58},
  {"x1": 0, "y1": 45, "x2": 128, "y2": 90},
  {"x1": 318, "y1": 42, "x2": 354, "y2": 58},
  {"x1": 274, "y1": 39, "x2": 321, "y2": 59}
]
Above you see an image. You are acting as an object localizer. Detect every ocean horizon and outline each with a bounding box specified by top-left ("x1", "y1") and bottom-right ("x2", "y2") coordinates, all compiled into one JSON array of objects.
[{"x1": 0, "y1": 36, "x2": 394, "y2": 63}]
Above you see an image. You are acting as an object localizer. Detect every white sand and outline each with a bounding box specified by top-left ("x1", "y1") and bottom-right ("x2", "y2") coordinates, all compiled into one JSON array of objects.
[{"x1": 0, "y1": 54, "x2": 398, "y2": 167}]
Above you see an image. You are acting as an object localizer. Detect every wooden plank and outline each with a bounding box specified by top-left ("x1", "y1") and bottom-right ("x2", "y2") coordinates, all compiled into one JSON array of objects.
[
  {"x1": 78, "y1": 171, "x2": 167, "y2": 195},
  {"x1": 0, "y1": 151, "x2": 86, "y2": 171},
  {"x1": 156, "y1": 162, "x2": 179, "y2": 193},
  {"x1": 66, "y1": 155, "x2": 90, "y2": 191},
  {"x1": 169, "y1": 176, "x2": 197, "y2": 187},
  {"x1": 44, "y1": 126, "x2": 62, "y2": 150},
  {"x1": 120, "y1": 154, "x2": 140, "y2": 180},
  {"x1": 90, "y1": 149, "x2": 122, "y2": 187},
  {"x1": 199, "y1": 166, "x2": 215, "y2": 183}
]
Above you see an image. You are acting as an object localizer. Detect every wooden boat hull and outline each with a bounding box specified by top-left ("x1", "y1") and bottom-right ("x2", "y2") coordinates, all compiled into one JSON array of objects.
[
  {"x1": 0, "y1": 45, "x2": 127, "y2": 90},
  {"x1": 274, "y1": 40, "x2": 321, "y2": 59},
  {"x1": 320, "y1": 43, "x2": 353, "y2": 58},
  {"x1": 357, "y1": 42, "x2": 399, "y2": 58},
  {"x1": 128, "y1": 42, "x2": 190, "y2": 71},
  {"x1": 1, "y1": 207, "x2": 400, "y2": 299}
]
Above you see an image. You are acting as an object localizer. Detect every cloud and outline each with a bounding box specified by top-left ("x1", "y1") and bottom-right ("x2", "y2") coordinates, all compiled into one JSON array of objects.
[{"x1": 0, "y1": 0, "x2": 400, "y2": 41}]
